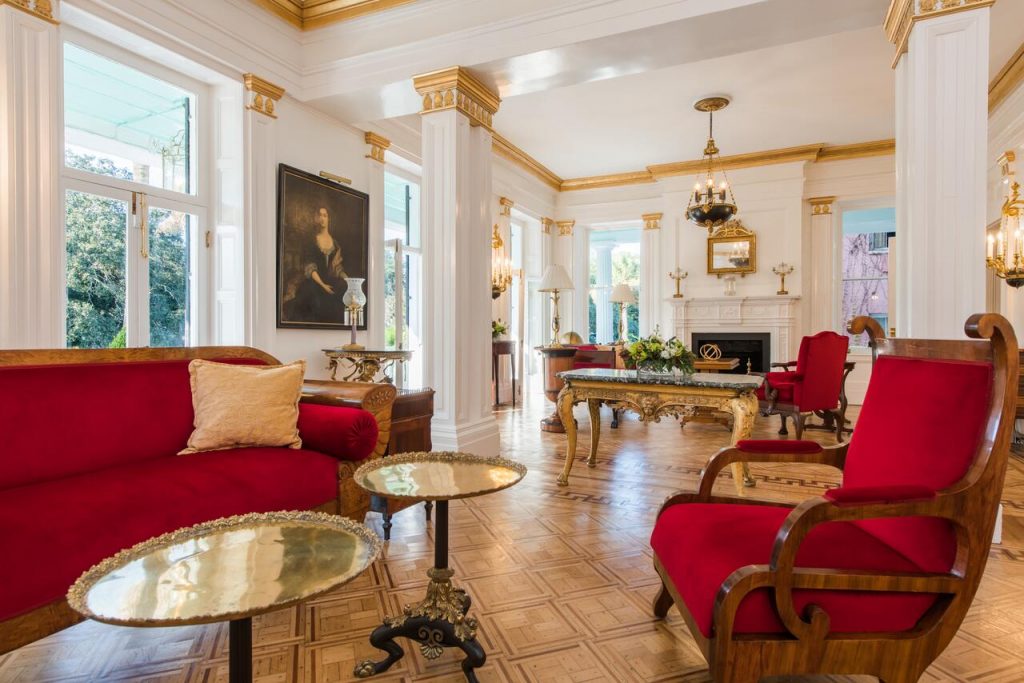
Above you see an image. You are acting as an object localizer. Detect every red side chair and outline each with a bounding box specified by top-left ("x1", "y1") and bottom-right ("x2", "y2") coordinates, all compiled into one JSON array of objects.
[
  {"x1": 572, "y1": 344, "x2": 626, "y2": 428},
  {"x1": 649, "y1": 315, "x2": 1017, "y2": 683},
  {"x1": 757, "y1": 330, "x2": 850, "y2": 440}
]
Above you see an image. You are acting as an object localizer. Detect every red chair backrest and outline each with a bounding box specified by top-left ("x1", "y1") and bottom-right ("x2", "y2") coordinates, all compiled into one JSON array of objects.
[
  {"x1": 842, "y1": 354, "x2": 993, "y2": 571},
  {"x1": 793, "y1": 331, "x2": 849, "y2": 411}
]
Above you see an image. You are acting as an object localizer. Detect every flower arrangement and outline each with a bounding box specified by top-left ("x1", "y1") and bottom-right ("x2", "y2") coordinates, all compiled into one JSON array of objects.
[
  {"x1": 620, "y1": 330, "x2": 695, "y2": 375},
  {"x1": 491, "y1": 319, "x2": 508, "y2": 339}
]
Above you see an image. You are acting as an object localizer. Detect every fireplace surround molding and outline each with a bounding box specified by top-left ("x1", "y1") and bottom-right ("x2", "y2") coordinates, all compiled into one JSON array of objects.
[{"x1": 666, "y1": 295, "x2": 801, "y2": 364}]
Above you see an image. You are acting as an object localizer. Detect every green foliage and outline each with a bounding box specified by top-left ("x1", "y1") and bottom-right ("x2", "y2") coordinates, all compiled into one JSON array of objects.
[
  {"x1": 492, "y1": 318, "x2": 508, "y2": 338},
  {"x1": 107, "y1": 327, "x2": 127, "y2": 348},
  {"x1": 621, "y1": 330, "x2": 695, "y2": 374}
]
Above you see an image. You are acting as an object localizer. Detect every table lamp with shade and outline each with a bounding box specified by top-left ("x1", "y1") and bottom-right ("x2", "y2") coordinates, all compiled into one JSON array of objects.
[
  {"x1": 609, "y1": 283, "x2": 636, "y2": 343},
  {"x1": 538, "y1": 265, "x2": 574, "y2": 347}
]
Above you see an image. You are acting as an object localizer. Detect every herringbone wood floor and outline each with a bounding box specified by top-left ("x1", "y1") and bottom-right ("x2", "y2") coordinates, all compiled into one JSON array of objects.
[{"x1": 3, "y1": 389, "x2": 1024, "y2": 682}]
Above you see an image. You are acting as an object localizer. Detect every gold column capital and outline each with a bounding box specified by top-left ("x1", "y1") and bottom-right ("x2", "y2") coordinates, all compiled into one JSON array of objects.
[
  {"x1": 808, "y1": 196, "x2": 837, "y2": 215},
  {"x1": 885, "y1": 0, "x2": 995, "y2": 66},
  {"x1": 365, "y1": 132, "x2": 390, "y2": 163},
  {"x1": 243, "y1": 73, "x2": 285, "y2": 118},
  {"x1": 412, "y1": 66, "x2": 501, "y2": 130},
  {"x1": 556, "y1": 220, "x2": 575, "y2": 237},
  {"x1": 642, "y1": 212, "x2": 663, "y2": 230},
  {"x1": 1, "y1": 0, "x2": 57, "y2": 23},
  {"x1": 541, "y1": 218, "x2": 554, "y2": 234},
  {"x1": 499, "y1": 197, "x2": 514, "y2": 216}
]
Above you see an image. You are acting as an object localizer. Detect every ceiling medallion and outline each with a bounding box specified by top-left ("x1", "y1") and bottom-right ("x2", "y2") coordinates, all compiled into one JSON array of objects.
[{"x1": 686, "y1": 96, "x2": 739, "y2": 233}]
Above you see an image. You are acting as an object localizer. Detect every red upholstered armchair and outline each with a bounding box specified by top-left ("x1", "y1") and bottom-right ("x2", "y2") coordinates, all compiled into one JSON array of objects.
[
  {"x1": 650, "y1": 315, "x2": 1017, "y2": 683},
  {"x1": 757, "y1": 330, "x2": 850, "y2": 440}
]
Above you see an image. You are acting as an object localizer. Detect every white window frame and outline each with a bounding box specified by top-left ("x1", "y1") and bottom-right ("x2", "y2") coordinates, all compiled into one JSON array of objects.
[{"x1": 59, "y1": 29, "x2": 212, "y2": 348}]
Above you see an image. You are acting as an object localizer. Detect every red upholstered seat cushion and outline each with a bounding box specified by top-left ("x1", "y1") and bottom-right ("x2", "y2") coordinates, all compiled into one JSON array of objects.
[
  {"x1": 651, "y1": 503, "x2": 939, "y2": 638},
  {"x1": 755, "y1": 371, "x2": 797, "y2": 402},
  {"x1": 297, "y1": 402, "x2": 379, "y2": 462},
  {"x1": 0, "y1": 447, "x2": 338, "y2": 621}
]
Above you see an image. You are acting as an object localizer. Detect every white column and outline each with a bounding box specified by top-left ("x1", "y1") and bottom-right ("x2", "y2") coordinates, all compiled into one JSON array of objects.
[
  {"x1": 593, "y1": 244, "x2": 613, "y2": 342},
  {"x1": 889, "y1": 1, "x2": 990, "y2": 338},
  {"x1": 365, "y1": 132, "x2": 389, "y2": 348},
  {"x1": 242, "y1": 75, "x2": 283, "y2": 349},
  {"x1": 640, "y1": 213, "x2": 663, "y2": 336},
  {"x1": 416, "y1": 67, "x2": 500, "y2": 455},
  {"x1": 0, "y1": 2, "x2": 62, "y2": 348},
  {"x1": 807, "y1": 196, "x2": 837, "y2": 333},
  {"x1": 554, "y1": 219, "x2": 577, "y2": 340}
]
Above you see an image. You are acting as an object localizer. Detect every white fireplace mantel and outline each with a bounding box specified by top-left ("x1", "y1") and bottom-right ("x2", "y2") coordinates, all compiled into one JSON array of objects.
[{"x1": 666, "y1": 295, "x2": 801, "y2": 363}]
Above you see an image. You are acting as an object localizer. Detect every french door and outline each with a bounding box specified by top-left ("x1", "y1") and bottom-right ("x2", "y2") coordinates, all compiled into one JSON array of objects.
[{"x1": 63, "y1": 175, "x2": 205, "y2": 348}]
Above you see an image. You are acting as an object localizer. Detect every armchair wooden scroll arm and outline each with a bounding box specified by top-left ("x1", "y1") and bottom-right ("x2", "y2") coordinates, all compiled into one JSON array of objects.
[{"x1": 690, "y1": 441, "x2": 848, "y2": 502}]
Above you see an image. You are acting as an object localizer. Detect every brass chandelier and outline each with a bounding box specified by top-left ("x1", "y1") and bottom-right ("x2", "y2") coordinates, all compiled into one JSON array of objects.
[
  {"x1": 986, "y1": 151, "x2": 1024, "y2": 288},
  {"x1": 687, "y1": 96, "x2": 739, "y2": 232}
]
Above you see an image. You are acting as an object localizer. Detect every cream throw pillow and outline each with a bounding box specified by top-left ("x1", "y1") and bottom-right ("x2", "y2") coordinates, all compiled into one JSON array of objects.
[{"x1": 179, "y1": 359, "x2": 306, "y2": 454}]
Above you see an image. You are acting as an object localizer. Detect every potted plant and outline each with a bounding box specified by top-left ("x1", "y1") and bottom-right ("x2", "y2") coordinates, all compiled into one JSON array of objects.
[
  {"x1": 620, "y1": 329, "x2": 695, "y2": 378},
  {"x1": 492, "y1": 319, "x2": 509, "y2": 341}
]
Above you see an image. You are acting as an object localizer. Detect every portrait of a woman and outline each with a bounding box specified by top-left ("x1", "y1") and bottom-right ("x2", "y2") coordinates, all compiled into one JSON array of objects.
[{"x1": 277, "y1": 164, "x2": 369, "y2": 329}]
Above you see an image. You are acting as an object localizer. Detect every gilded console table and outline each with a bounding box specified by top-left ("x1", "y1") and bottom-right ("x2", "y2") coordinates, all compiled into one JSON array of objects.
[
  {"x1": 555, "y1": 368, "x2": 762, "y2": 494},
  {"x1": 323, "y1": 348, "x2": 411, "y2": 383}
]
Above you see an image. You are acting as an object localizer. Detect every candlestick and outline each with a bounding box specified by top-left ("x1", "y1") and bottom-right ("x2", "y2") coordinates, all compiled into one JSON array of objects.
[
  {"x1": 668, "y1": 268, "x2": 688, "y2": 298},
  {"x1": 772, "y1": 262, "x2": 795, "y2": 296}
]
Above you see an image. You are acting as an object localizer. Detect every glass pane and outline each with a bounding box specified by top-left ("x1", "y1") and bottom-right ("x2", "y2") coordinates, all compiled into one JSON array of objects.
[
  {"x1": 384, "y1": 245, "x2": 397, "y2": 349},
  {"x1": 64, "y1": 43, "x2": 194, "y2": 194},
  {"x1": 842, "y1": 207, "x2": 895, "y2": 345},
  {"x1": 65, "y1": 189, "x2": 127, "y2": 348},
  {"x1": 588, "y1": 227, "x2": 641, "y2": 343},
  {"x1": 148, "y1": 207, "x2": 193, "y2": 347}
]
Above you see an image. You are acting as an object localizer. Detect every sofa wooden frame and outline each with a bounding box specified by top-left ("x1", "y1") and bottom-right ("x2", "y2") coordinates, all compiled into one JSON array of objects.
[
  {"x1": 0, "y1": 346, "x2": 395, "y2": 655},
  {"x1": 652, "y1": 315, "x2": 1017, "y2": 683}
]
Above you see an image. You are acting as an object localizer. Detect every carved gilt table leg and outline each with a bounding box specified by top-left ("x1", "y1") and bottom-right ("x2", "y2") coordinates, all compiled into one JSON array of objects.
[
  {"x1": 587, "y1": 399, "x2": 601, "y2": 467},
  {"x1": 556, "y1": 387, "x2": 578, "y2": 486},
  {"x1": 727, "y1": 392, "x2": 759, "y2": 494}
]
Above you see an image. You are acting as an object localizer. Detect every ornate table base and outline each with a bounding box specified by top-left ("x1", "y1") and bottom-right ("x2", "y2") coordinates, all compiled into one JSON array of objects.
[{"x1": 355, "y1": 501, "x2": 486, "y2": 682}]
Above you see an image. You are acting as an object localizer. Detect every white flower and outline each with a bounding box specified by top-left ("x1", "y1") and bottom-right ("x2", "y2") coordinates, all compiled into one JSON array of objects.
[{"x1": 661, "y1": 349, "x2": 671, "y2": 359}]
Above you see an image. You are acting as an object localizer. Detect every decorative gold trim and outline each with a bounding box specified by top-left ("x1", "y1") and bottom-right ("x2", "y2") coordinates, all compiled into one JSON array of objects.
[
  {"x1": 815, "y1": 139, "x2": 895, "y2": 161},
  {"x1": 353, "y1": 451, "x2": 528, "y2": 501},
  {"x1": 642, "y1": 213, "x2": 663, "y2": 230},
  {"x1": 707, "y1": 219, "x2": 756, "y2": 277},
  {"x1": 243, "y1": 73, "x2": 285, "y2": 119},
  {"x1": 808, "y1": 196, "x2": 837, "y2": 215},
  {"x1": 248, "y1": 0, "x2": 416, "y2": 30},
  {"x1": 990, "y1": 41, "x2": 1024, "y2": 113},
  {"x1": 559, "y1": 170, "x2": 656, "y2": 192},
  {"x1": 541, "y1": 217, "x2": 554, "y2": 235},
  {"x1": 1, "y1": 0, "x2": 58, "y2": 23},
  {"x1": 365, "y1": 131, "x2": 390, "y2": 163},
  {"x1": 413, "y1": 66, "x2": 500, "y2": 130},
  {"x1": 498, "y1": 197, "x2": 514, "y2": 216},
  {"x1": 556, "y1": 220, "x2": 575, "y2": 237},
  {"x1": 319, "y1": 171, "x2": 352, "y2": 185},
  {"x1": 649, "y1": 143, "x2": 824, "y2": 179},
  {"x1": 885, "y1": 0, "x2": 995, "y2": 67},
  {"x1": 492, "y1": 133, "x2": 561, "y2": 191}
]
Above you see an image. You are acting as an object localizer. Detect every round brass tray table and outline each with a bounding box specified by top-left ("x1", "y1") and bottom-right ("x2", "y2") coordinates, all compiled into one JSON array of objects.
[
  {"x1": 67, "y1": 511, "x2": 381, "y2": 683},
  {"x1": 352, "y1": 451, "x2": 527, "y2": 683}
]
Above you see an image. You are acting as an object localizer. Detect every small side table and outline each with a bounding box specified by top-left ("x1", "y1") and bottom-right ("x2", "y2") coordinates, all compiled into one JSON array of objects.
[
  {"x1": 492, "y1": 339, "x2": 516, "y2": 407},
  {"x1": 353, "y1": 451, "x2": 527, "y2": 683},
  {"x1": 67, "y1": 511, "x2": 381, "y2": 683},
  {"x1": 323, "y1": 348, "x2": 412, "y2": 383}
]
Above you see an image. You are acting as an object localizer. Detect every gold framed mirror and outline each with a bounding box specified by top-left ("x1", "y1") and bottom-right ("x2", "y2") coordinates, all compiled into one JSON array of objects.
[{"x1": 707, "y1": 219, "x2": 756, "y2": 277}]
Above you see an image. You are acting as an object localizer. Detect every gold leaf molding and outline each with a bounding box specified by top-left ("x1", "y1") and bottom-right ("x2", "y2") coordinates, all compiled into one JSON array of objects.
[
  {"x1": 243, "y1": 73, "x2": 285, "y2": 119},
  {"x1": 541, "y1": 218, "x2": 554, "y2": 235},
  {"x1": 642, "y1": 213, "x2": 663, "y2": 230},
  {"x1": 556, "y1": 220, "x2": 575, "y2": 237},
  {"x1": 885, "y1": 0, "x2": 995, "y2": 66},
  {"x1": 498, "y1": 197, "x2": 514, "y2": 217},
  {"x1": 1, "y1": 0, "x2": 57, "y2": 23},
  {"x1": 413, "y1": 66, "x2": 500, "y2": 131},
  {"x1": 249, "y1": 0, "x2": 416, "y2": 30},
  {"x1": 365, "y1": 132, "x2": 390, "y2": 163},
  {"x1": 809, "y1": 196, "x2": 837, "y2": 215}
]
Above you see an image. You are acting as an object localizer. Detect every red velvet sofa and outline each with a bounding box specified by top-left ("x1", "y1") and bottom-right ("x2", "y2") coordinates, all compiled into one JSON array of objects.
[{"x1": 0, "y1": 346, "x2": 395, "y2": 654}]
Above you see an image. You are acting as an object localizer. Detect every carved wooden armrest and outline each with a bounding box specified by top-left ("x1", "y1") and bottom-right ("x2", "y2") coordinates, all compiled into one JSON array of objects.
[
  {"x1": 764, "y1": 492, "x2": 962, "y2": 640},
  {"x1": 301, "y1": 380, "x2": 397, "y2": 460},
  {"x1": 771, "y1": 361, "x2": 797, "y2": 369},
  {"x1": 694, "y1": 442, "x2": 847, "y2": 500}
]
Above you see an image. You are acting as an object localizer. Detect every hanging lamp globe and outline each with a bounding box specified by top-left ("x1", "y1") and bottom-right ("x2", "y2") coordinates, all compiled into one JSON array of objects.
[{"x1": 686, "y1": 96, "x2": 739, "y2": 232}]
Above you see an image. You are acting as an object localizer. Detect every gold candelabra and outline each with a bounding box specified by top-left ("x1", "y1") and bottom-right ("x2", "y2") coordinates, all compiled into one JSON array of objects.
[
  {"x1": 668, "y1": 268, "x2": 688, "y2": 298},
  {"x1": 987, "y1": 151, "x2": 1024, "y2": 288},
  {"x1": 772, "y1": 262, "x2": 794, "y2": 295},
  {"x1": 491, "y1": 224, "x2": 513, "y2": 299}
]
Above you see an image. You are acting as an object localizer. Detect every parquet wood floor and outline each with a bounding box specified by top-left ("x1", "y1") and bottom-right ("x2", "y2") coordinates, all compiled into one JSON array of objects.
[{"x1": 3, "y1": 391, "x2": 1024, "y2": 683}]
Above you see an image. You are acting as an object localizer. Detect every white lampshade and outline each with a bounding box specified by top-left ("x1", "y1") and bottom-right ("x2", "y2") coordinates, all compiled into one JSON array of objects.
[
  {"x1": 609, "y1": 283, "x2": 636, "y2": 304},
  {"x1": 538, "y1": 265, "x2": 574, "y2": 292}
]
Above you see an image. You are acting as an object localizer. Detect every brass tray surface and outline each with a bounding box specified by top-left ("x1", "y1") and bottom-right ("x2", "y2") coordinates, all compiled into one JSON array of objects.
[
  {"x1": 354, "y1": 451, "x2": 527, "y2": 501},
  {"x1": 67, "y1": 511, "x2": 382, "y2": 627}
]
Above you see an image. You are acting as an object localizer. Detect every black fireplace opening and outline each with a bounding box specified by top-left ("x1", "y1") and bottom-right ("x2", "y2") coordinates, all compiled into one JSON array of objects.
[{"x1": 691, "y1": 332, "x2": 771, "y2": 374}]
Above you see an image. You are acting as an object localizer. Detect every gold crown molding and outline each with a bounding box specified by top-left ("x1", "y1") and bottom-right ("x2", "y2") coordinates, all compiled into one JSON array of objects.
[
  {"x1": 560, "y1": 170, "x2": 656, "y2": 192},
  {"x1": 541, "y1": 218, "x2": 554, "y2": 234},
  {"x1": 808, "y1": 196, "x2": 837, "y2": 215},
  {"x1": 648, "y1": 143, "x2": 825, "y2": 179},
  {"x1": 815, "y1": 139, "x2": 896, "y2": 161},
  {"x1": 990, "y1": 41, "x2": 1024, "y2": 113},
  {"x1": 885, "y1": 0, "x2": 995, "y2": 67},
  {"x1": 364, "y1": 131, "x2": 390, "y2": 163},
  {"x1": 413, "y1": 66, "x2": 500, "y2": 130},
  {"x1": 556, "y1": 220, "x2": 575, "y2": 237},
  {"x1": 492, "y1": 133, "x2": 562, "y2": 191},
  {"x1": 243, "y1": 74, "x2": 285, "y2": 119},
  {"x1": 498, "y1": 197, "x2": 514, "y2": 216},
  {"x1": 642, "y1": 213, "x2": 663, "y2": 230},
  {"x1": 1, "y1": 0, "x2": 58, "y2": 23},
  {"x1": 248, "y1": 0, "x2": 416, "y2": 30}
]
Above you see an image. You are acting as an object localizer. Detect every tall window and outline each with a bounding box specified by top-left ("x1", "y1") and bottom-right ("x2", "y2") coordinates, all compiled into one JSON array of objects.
[
  {"x1": 383, "y1": 171, "x2": 423, "y2": 387},
  {"x1": 841, "y1": 207, "x2": 895, "y2": 346},
  {"x1": 62, "y1": 40, "x2": 205, "y2": 348},
  {"x1": 588, "y1": 227, "x2": 641, "y2": 343}
]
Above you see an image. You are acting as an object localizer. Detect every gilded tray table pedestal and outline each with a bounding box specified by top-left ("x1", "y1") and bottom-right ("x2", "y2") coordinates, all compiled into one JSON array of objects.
[{"x1": 352, "y1": 452, "x2": 527, "y2": 683}]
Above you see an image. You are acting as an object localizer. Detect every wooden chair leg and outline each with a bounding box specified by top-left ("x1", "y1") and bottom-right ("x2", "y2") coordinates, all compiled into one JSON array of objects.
[
  {"x1": 794, "y1": 412, "x2": 805, "y2": 440},
  {"x1": 652, "y1": 583, "x2": 674, "y2": 618},
  {"x1": 777, "y1": 413, "x2": 789, "y2": 436}
]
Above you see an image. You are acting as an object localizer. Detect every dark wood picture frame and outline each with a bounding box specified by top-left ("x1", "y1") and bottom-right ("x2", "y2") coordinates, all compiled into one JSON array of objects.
[{"x1": 276, "y1": 163, "x2": 369, "y2": 330}]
